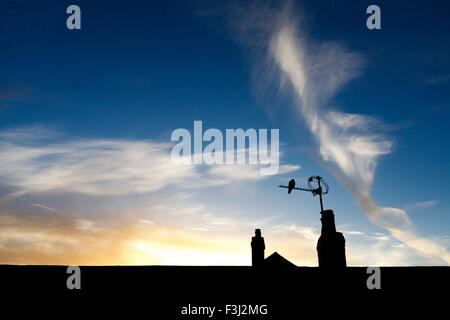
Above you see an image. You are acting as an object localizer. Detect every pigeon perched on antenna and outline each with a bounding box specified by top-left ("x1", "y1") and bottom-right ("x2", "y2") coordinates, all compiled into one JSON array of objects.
[
  {"x1": 288, "y1": 179, "x2": 295, "y2": 194},
  {"x1": 279, "y1": 176, "x2": 329, "y2": 212}
]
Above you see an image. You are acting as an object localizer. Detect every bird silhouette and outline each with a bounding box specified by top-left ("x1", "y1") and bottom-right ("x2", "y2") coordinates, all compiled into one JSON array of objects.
[{"x1": 288, "y1": 179, "x2": 295, "y2": 194}]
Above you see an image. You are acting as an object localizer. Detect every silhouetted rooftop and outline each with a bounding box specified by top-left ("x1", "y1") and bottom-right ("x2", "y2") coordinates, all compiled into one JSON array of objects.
[{"x1": 264, "y1": 252, "x2": 297, "y2": 269}]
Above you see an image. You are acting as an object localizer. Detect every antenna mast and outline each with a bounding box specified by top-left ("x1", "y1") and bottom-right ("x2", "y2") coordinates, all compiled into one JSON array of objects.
[{"x1": 279, "y1": 176, "x2": 329, "y2": 212}]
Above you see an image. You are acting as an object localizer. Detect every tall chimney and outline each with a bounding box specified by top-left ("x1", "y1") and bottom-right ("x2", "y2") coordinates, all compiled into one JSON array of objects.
[
  {"x1": 316, "y1": 210, "x2": 346, "y2": 268},
  {"x1": 251, "y1": 229, "x2": 265, "y2": 267}
]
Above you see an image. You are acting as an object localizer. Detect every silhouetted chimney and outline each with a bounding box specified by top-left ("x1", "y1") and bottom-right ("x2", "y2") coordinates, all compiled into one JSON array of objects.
[
  {"x1": 251, "y1": 229, "x2": 265, "y2": 267},
  {"x1": 316, "y1": 210, "x2": 346, "y2": 268}
]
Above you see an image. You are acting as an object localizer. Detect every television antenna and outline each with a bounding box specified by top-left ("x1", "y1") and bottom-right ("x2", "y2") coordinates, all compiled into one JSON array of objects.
[{"x1": 279, "y1": 176, "x2": 329, "y2": 212}]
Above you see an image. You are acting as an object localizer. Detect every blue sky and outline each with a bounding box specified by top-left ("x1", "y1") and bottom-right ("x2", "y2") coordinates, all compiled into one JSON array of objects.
[{"x1": 0, "y1": 0, "x2": 449, "y2": 265}]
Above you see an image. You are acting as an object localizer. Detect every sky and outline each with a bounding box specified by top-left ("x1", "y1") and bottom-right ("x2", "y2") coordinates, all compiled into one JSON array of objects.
[{"x1": 0, "y1": 0, "x2": 449, "y2": 266}]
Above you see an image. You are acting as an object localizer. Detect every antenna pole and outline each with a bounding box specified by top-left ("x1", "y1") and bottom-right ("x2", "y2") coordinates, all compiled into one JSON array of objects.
[
  {"x1": 279, "y1": 175, "x2": 329, "y2": 213},
  {"x1": 317, "y1": 178, "x2": 324, "y2": 212}
]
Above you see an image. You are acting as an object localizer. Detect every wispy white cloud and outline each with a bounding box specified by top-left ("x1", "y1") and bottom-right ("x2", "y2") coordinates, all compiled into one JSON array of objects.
[
  {"x1": 0, "y1": 138, "x2": 192, "y2": 196},
  {"x1": 0, "y1": 127, "x2": 297, "y2": 197},
  {"x1": 33, "y1": 203, "x2": 59, "y2": 213},
  {"x1": 404, "y1": 200, "x2": 439, "y2": 212},
  {"x1": 207, "y1": 163, "x2": 299, "y2": 184},
  {"x1": 344, "y1": 230, "x2": 365, "y2": 236}
]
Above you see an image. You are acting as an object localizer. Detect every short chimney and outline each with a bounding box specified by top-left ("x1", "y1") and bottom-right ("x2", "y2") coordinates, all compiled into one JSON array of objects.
[{"x1": 251, "y1": 229, "x2": 265, "y2": 267}]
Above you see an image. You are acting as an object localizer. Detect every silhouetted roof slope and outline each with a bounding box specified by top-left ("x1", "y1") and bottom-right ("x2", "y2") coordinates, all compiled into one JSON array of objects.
[{"x1": 264, "y1": 252, "x2": 297, "y2": 269}]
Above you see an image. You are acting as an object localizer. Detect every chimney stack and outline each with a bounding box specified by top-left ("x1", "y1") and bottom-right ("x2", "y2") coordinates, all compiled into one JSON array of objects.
[
  {"x1": 251, "y1": 229, "x2": 265, "y2": 267},
  {"x1": 316, "y1": 210, "x2": 346, "y2": 268}
]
